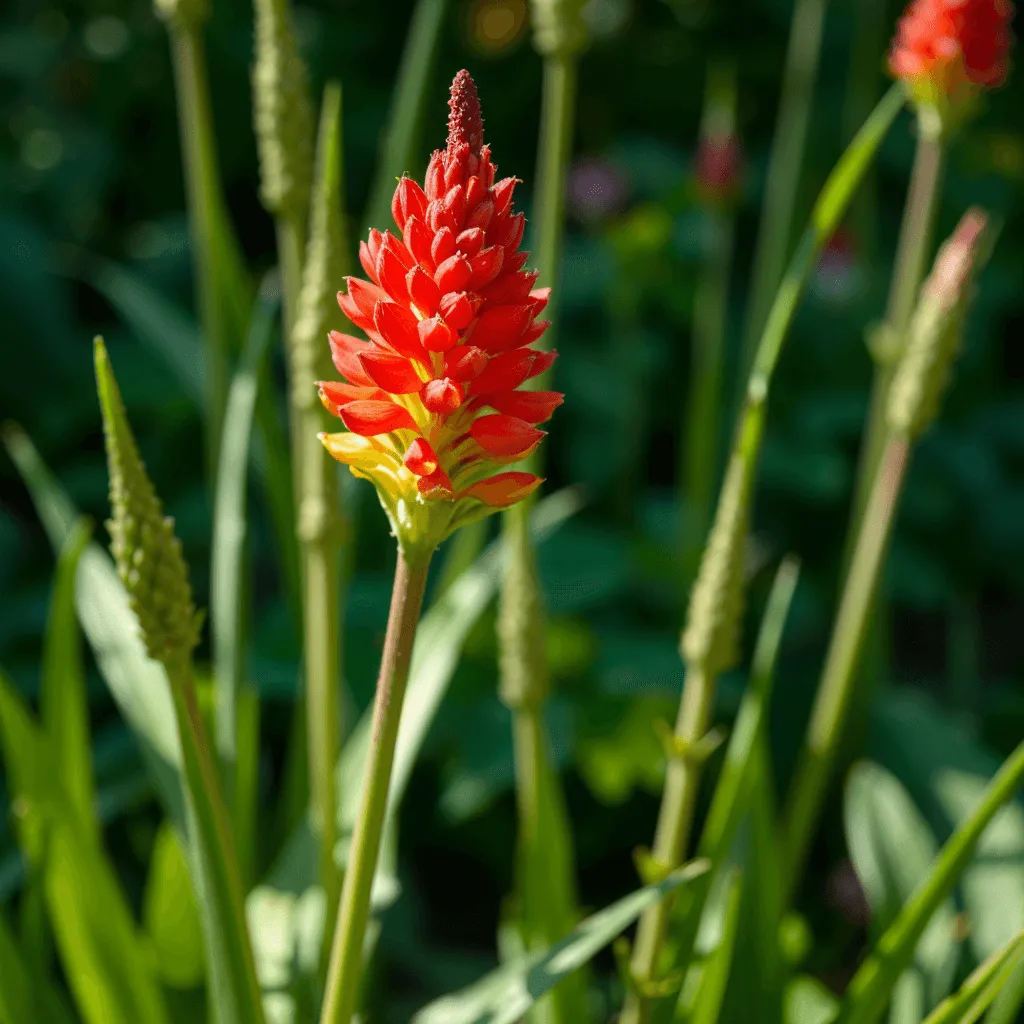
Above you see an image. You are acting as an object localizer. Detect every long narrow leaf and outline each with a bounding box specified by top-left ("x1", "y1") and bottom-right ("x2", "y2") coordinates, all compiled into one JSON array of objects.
[
  {"x1": 837, "y1": 739, "x2": 1024, "y2": 1024},
  {"x1": 40, "y1": 516, "x2": 96, "y2": 840},
  {"x1": 923, "y1": 930, "x2": 1024, "y2": 1024},
  {"x1": 413, "y1": 861, "x2": 711, "y2": 1024},
  {"x1": 684, "y1": 869, "x2": 744, "y2": 1024},
  {"x1": 0, "y1": 906, "x2": 74, "y2": 1024}
]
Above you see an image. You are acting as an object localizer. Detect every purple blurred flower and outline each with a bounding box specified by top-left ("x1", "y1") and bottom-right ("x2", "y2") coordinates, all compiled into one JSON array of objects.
[{"x1": 567, "y1": 157, "x2": 629, "y2": 223}]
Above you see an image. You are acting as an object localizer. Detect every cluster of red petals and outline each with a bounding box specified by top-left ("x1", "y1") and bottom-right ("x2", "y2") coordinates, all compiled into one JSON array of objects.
[
  {"x1": 890, "y1": 0, "x2": 1013, "y2": 89},
  {"x1": 321, "y1": 70, "x2": 560, "y2": 509}
]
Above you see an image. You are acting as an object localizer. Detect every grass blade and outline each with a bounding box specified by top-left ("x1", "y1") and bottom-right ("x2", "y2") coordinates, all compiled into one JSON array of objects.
[
  {"x1": 837, "y1": 739, "x2": 1024, "y2": 1024},
  {"x1": 682, "y1": 869, "x2": 744, "y2": 1024},
  {"x1": 0, "y1": 906, "x2": 74, "y2": 1024},
  {"x1": 363, "y1": 0, "x2": 450, "y2": 235},
  {"x1": 40, "y1": 516, "x2": 96, "y2": 841},
  {"x1": 922, "y1": 931, "x2": 1024, "y2": 1024},
  {"x1": 413, "y1": 861, "x2": 711, "y2": 1024}
]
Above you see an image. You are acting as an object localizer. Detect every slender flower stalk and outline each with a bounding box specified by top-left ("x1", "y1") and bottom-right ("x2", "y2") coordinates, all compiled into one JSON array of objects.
[
  {"x1": 737, "y1": 0, "x2": 829, "y2": 387},
  {"x1": 682, "y1": 63, "x2": 741, "y2": 591},
  {"x1": 621, "y1": 85, "x2": 906, "y2": 1024},
  {"x1": 318, "y1": 72, "x2": 559, "y2": 1022},
  {"x1": 783, "y1": 208, "x2": 992, "y2": 898}
]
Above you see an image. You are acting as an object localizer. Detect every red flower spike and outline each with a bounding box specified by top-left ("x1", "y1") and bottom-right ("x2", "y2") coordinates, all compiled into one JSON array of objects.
[
  {"x1": 320, "y1": 70, "x2": 560, "y2": 553},
  {"x1": 359, "y1": 349, "x2": 425, "y2": 394},
  {"x1": 418, "y1": 316, "x2": 458, "y2": 352},
  {"x1": 483, "y1": 389, "x2": 564, "y2": 424},
  {"x1": 421, "y1": 377, "x2": 464, "y2": 416},
  {"x1": 338, "y1": 399, "x2": 417, "y2": 436},
  {"x1": 889, "y1": 0, "x2": 1013, "y2": 124},
  {"x1": 470, "y1": 415, "x2": 545, "y2": 459},
  {"x1": 404, "y1": 437, "x2": 440, "y2": 477},
  {"x1": 464, "y1": 472, "x2": 542, "y2": 508}
]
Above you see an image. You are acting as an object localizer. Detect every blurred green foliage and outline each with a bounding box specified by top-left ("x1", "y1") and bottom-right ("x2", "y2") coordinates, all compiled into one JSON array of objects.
[{"x1": 3, "y1": 0, "x2": 1024, "y2": 1018}]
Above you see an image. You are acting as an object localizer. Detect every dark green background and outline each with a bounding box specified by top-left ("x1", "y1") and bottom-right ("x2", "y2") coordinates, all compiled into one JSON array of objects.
[{"x1": 2, "y1": 0, "x2": 1024, "y2": 1017}]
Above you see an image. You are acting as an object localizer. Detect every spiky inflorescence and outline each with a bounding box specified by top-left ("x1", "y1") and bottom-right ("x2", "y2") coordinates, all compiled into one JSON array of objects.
[
  {"x1": 890, "y1": 0, "x2": 1013, "y2": 130},
  {"x1": 94, "y1": 339, "x2": 202, "y2": 673},
  {"x1": 888, "y1": 208, "x2": 989, "y2": 439},
  {"x1": 320, "y1": 70, "x2": 562, "y2": 560},
  {"x1": 252, "y1": 0, "x2": 314, "y2": 218}
]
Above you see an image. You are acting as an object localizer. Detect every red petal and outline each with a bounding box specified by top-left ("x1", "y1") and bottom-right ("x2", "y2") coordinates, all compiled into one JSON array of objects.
[
  {"x1": 425, "y1": 150, "x2": 444, "y2": 200},
  {"x1": 526, "y1": 348, "x2": 557, "y2": 379},
  {"x1": 338, "y1": 278, "x2": 387, "y2": 331},
  {"x1": 464, "y1": 471, "x2": 542, "y2": 507},
  {"x1": 470, "y1": 348, "x2": 535, "y2": 393},
  {"x1": 376, "y1": 234, "x2": 413, "y2": 302},
  {"x1": 417, "y1": 467, "x2": 454, "y2": 500},
  {"x1": 480, "y1": 270, "x2": 539, "y2": 305},
  {"x1": 529, "y1": 287, "x2": 551, "y2": 316},
  {"x1": 439, "y1": 292, "x2": 475, "y2": 331},
  {"x1": 470, "y1": 414, "x2": 545, "y2": 458},
  {"x1": 374, "y1": 301, "x2": 428, "y2": 361},
  {"x1": 506, "y1": 250, "x2": 530, "y2": 273},
  {"x1": 442, "y1": 183, "x2": 467, "y2": 225},
  {"x1": 464, "y1": 176, "x2": 485, "y2": 209},
  {"x1": 421, "y1": 378, "x2": 464, "y2": 416},
  {"x1": 444, "y1": 147, "x2": 467, "y2": 190},
  {"x1": 490, "y1": 177, "x2": 518, "y2": 216},
  {"x1": 328, "y1": 331, "x2": 376, "y2": 386},
  {"x1": 469, "y1": 304, "x2": 532, "y2": 352},
  {"x1": 392, "y1": 176, "x2": 427, "y2": 231},
  {"x1": 358, "y1": 350, "x2": 424, "y2": 394},
  {"x1": 404, "y1": 215, "x2": 434, "y2": 270},
  {"x1": 456, "y1": 227, "x2": 484, "y2": 257},
  {"x1": 497, "y1": 212, "x2": 526, "y2": 250},
  {"x1": 359, "y1": 231, "x2": 383, "y2": 282},
  {"x1": 431, "y1": 226, "x2": 456, "y2": 266},
  {"x1": 403, "y1": 437, "x2": 439, "y2": 476},
  {"x1": 419, "y1": 316, "x2": 458, "y2": 352},
  {"x1": 407, "y1": 265, "x2": 441, "y2": 317},
  {"x1": 468, "y1": 246, "x2": 504, "y2": 289},
  {"x1": 445, "y1": 345, "x2": 488, "y2": 381},
  {"x1": 467, "y1": 199, "x2": 494, "y2": 230},
  {"x1": 435, "y1": 254, "x2": 473, "y2": 294},
  {"x1": 318, "y1": 380, "x2": 385, "y2": 416},
  {"x1": 521, "y1": 320, "x2": 551, "y2": 347},
  {"x1": 338, "y1": 399, "x2": 417, "y2": 436},
  {"x1": 482, "y1": 389, "x2": 563, "y2": 423}
]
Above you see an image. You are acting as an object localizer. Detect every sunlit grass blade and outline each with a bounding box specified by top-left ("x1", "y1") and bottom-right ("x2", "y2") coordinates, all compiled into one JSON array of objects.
[
  {"x1": 921, "y1": 930, "x2": 1024, "y2": 1024},
  {"x1": 985, "y1": 960, "x2": 1024, "y2": 1024},
  {"x1": 3, "y1": 424, "x2": 186, "y2": 830},
  {"x1": 413, "y1": 861, "x2": 711, "y2": 1024},
  {"x1": 363, "y1": 0, "x2": 450, "y2": 234},
  {"x1": 40, "y1": 516, "x2": 96, "y2": 841},
  {"x1": 211, "y1": 273, "x2": 278, "y2": 837},
  {"x1": 836, "y1": 739, "x2": 1024, "y2": 1024},
  {"x1": 0, "y1": 668, "x2": 172, "y2": 1024}
]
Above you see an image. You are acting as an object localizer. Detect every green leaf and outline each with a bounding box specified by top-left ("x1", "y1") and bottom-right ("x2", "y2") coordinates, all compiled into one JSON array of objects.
[
  {"x1": 683, "y1": 869, "x2": 743, "y2": 1024},
  {"x1": 143, "y1": 823, "x2": 206, "y2": 990},
  {"x1": 845, "y1": 762, "x2": 959, "y2": 1020},
  {"x1": 363, "y1": 0, "x2": 450, "y2": 235},
  {"x1": 922, "y1": 930, "x2": 1024, "y2": 1024},
  {"x1": 0, "y1": 906, "x2": 74, "y2": 1024},
  {"x1": 3, "y1": 424, "x2": 186, "y2": 833},
  {"x1": 785, "y1": 976, "x2": 840, "y2": 1024},
  {"x1": 836, "y1": 739, "x2": 1024, "y2": 1024},
  {"x1": 40, "y1": 516, "x2": 96, "y2": 840},
  {"x1": 0, "y1": 668, "x2": 171, "y2": 1024},
  {"x1": 413, "y1": 861, "x2": 711, "y2": 1024}
]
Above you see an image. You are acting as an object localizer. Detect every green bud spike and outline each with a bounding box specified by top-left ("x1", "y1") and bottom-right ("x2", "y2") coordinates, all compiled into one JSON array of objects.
[
  {"x1": 94, "y1": 338, "x2": 202, "y2": 674},
  {"x1": 153, "y1": 0, "x2": 208, "y2": 30},
  {"x1": 252, "y1": 0, "x2": 314, "y2": 218},
  {"x1": 292, "y1": 82, "x2": 346, "y2": 416},
  {"x1": 887, "y1": 208, "x2": 991, "y2": 439},
  {"x1": 680, "y1": 420, "x2": 758, "y2": 676},
  {"x1": 498, "y1": 520, "x2": 549, "y2": 710},
  {"x1": 528, "y1": 0, "x2": 590, "y2": 57}
]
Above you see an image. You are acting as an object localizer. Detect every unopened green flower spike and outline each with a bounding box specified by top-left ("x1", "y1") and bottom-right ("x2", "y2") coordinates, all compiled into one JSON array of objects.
[
  {"x1": 529, "y1": 0, "x2": 590, "y2": 57},
  {"x1": 252, "y1": 0, "x2": 314, "y2": 218},
  {"x1": 94, "y1": 337, "x2": 202, "y2": 674},
  {"x1": 887, "y1": 207, "x2": 991, "y2": 439}
]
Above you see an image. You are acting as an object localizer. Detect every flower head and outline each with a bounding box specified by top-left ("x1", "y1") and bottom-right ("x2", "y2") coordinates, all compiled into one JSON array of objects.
[
  {"x1": 890, "y1": 0, "x2": 1013, "y2": 132},
  {"x1": 320, "y1": 70, "x2": 561, "y2": 559}
]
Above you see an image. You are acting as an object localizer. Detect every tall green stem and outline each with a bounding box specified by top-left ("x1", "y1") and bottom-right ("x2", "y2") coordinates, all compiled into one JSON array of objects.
[
  {"x1": 738, "y1": 0, "x2": 829, "y2": 385},
  {"x1": 319, "y1": 551, "x2": 431, "y2": 1024},
  {"x1": 783, "y1": 434, "x2": 911, "y2": 896}
]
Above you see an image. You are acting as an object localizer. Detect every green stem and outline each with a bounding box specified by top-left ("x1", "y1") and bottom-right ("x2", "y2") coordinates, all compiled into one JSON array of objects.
[
  {"x1": 682, "y1": 210, "x2": 736, "y2": 589},
  {"x1": 782, "y1": 434, "x2": 911, "y2": 897},
  {"x1": 738, "y1": 0, "x2": 829, "y2": 385},
  {"x1": 169, "y1": 668, "x2": 265, "y2": 1024},
  {"x1": 319, "y1": 551, "x2": 431, "y2": 1024}
]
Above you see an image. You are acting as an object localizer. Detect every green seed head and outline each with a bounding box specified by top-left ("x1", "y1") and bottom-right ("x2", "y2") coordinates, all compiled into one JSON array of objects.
[
  {"x1": 887, "y1": 208, "x2": 990, "y2": 439},
  {"x1": 680, "y1": 434, "x2": 756, "y2": 676},
  {"x1": 529, "y1": 0, "x2": 590, "y2": 57},
  {"x1": 94, "y1": 338, "x2": 202, "y2": 673},
  {"x1": 252, "y1": 0, "x2": 314, "y2": 218}
]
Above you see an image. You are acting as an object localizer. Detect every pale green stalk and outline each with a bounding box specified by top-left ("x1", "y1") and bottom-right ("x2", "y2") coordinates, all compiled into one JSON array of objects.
[
  {"x1": 738, "y1": 0, "x2": 829, "y2": 384},
  {"x1": 319, "y1": 551, "x2": 431, "y2": 1024},
  {"x1": 621, "y1": 86, "x2": 906, "y2": 1024}
]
